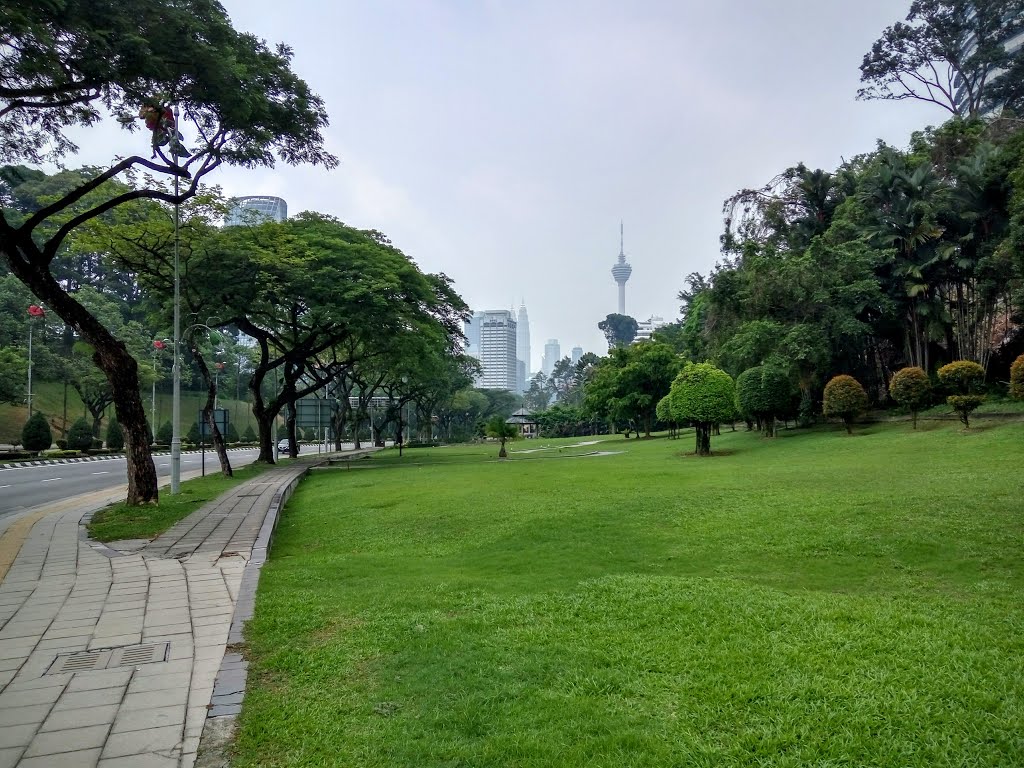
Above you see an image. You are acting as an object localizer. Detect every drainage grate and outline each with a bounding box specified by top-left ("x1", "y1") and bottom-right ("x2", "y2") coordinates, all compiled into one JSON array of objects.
[{"x1": 45, "y1": 642, "x2": 170, "y2": 675}]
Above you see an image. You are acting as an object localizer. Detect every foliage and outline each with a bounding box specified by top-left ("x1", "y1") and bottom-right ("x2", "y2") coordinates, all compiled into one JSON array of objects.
[
  {"x1": 0, "y1": 347, "x2": 27, "y2": 405},
  {"x1": 105, "y1": 416, "x2": 124, "y2": 451},
  {"x1": 858, "y1": 0, "x2": 1024, "y2": 117},
  {"x1": 668, "y1": 363, "x2": 735, "y2": 455},
  {"x1": 888, "y1": 366, "x2": 933, "y2": 428},
  {"x1": 734, "y1": 365, "x2": 793, "y2": 436},
  {"x1": 484, "y1": 415, "x2": 518, "y2": 458},
  {"x1": 225, "y1": 422, "x2": 240, "y2": 443},
  {"x1": 186, "y1": 420, "x2": 201, "y2": 444},
  {"x1": 598, "y1": 313, "x2": 639, "y2": 348},
  {"x1": 67, "y1": 416, "x2": 94, "y2": 451},
  {"x1": 156, "y1": 421, "x2": 173, "y2": 445},
  {"x1": 20, "y1": 411, "x2": 52, "y2": 452},
  {"x1": 822, "y1": 375, "x2": 869, "y2": 434},
  {"x1": 1011, "y1": 354, "x2": 1024, "y2": 400},
  {"x1": 938, "y1": 360, "x2": 987, "y2": 427}
]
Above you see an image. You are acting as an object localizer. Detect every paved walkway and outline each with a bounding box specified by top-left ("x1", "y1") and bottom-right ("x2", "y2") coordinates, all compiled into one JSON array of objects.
[{"x1": 0, "y1": 449, "x2": 375, "y2": 767}]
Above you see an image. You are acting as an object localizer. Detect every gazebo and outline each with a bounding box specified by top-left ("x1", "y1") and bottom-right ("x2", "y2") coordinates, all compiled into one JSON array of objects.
[{"x1": 506, "y1": 407, "x2": 538, "y2": 439}]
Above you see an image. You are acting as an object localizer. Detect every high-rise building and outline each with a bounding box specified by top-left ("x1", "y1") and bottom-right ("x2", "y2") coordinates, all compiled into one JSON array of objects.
[
  {"x1": 516, "y1": 301, "x2": 531, "y2": 393},
  {"x1": 464, "y1": 312, "x2": 483, "y2": 357},
  {"x1": 542, "y1": 339, "x2": 561, "y2": 376},
  {"x1": 571, "y1": 346, "x2": 583, "y2": 366},
  {"x1": 467, "y1": 310, "x2": 517, "y2": 391},
  {"x1": 954, "y1": 5, "x2": 1024, "y2": 115},
  {"x1": 611, "y1": 221, "x2": 632, "y2": 315},
  {"x1": 224, "y1": 196, "x2": 288, "y2": 226}
]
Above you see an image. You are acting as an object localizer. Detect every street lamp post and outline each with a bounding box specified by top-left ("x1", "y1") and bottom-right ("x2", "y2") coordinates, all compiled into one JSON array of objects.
[
  {"x1": 170, "y1": 104, "x2": 182, "y2": 494},
  {"x1": 151, "y1": 339, "x2": 168, "y2": 442},
  {"x1": 26, "y1": 304, "x2": 44, "y2": 416}
]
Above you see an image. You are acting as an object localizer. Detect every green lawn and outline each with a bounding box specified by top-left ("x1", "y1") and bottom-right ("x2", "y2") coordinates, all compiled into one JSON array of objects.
[{"x1": 233, "y1": 422, "x2": 1024, "y2": 767}]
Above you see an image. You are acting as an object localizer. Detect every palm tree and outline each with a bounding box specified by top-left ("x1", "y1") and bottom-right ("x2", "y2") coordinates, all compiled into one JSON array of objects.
[{"x1": 485, "y1": 415, "x2": 518, "y2": 459}]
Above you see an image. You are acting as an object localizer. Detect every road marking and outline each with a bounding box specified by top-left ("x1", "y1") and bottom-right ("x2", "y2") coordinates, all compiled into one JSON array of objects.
[
  {"x1": 0, "y1": 485, "x2": 9, "y2": 489},
  {"x1": 41, "y1": 478, "x2": 62, "y2": 483},
  {"x1": 92, "y1": 471, "x2": 110, "y2": 475},
  {"x1": 159, "y1": 463, "x2": 169, "y2": 467}
]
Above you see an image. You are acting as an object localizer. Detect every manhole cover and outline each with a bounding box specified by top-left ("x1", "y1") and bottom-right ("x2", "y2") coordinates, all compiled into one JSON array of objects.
[{"x1": 46, "y1": 642, "x2": 170, "y2": 675}]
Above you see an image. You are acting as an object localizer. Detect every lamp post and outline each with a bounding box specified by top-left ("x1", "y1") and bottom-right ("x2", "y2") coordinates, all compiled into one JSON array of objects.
[
  {"x1": 26, "y1": 304, "x2": 45, "y2": 416},
  {"x1": 170, "y1": 103, "x2": 182, "y2": 493},
  {"x1": 151, "y1": 339, "x2": 168, "y2": 442}
]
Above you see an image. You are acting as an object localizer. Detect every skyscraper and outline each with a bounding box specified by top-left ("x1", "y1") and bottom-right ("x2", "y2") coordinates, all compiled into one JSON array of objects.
[
  {"x1": 224, "y1": 196, "x2": 288, "y2": 226},
  {"x1": 542, "y1": 339, "x2": 561, "y2": 375},
  {"x1": 516, "y1": 302, "x2": 531, "y2": 393},
  {"x1": 571, "y1": 346, "x2": 583, "y2": 366},
  {"x1": 467, "y1": 310, "x2": 517, "y2": 391},
  {"x1": 611, "y1": 221, "x2": 632, "y2": 315}
]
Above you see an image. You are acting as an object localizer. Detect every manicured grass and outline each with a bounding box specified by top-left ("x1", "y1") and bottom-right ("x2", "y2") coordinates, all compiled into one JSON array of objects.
[
  {"x1": 87, "y1": 463, "x2": 269, "y2": 542},
  {"x1": 234, "y1": 422, "x2": 1024, "y2": 767}
]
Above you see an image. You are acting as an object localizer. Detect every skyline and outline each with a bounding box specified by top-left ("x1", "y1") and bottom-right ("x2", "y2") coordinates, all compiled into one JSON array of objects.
[{"x1": 58, "y1": 1, "x2": 943, "y2": 357}]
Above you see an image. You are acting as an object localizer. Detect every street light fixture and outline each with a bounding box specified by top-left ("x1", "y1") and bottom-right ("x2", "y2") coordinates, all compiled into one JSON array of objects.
[
  {"x1": 170, "y1": 103, "x2": 182, "y2": 493},
  {"x1": 26, "y1": 304, "x2": 45, "y2": 416}
]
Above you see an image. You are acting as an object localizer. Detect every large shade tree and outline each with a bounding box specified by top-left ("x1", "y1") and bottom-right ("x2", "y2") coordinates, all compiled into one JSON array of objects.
[{"x1": 0, "y1": 0, "x2": 336, "y2": 502}]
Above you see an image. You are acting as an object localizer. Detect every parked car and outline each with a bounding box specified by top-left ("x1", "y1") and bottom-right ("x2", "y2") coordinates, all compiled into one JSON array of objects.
[{"x1": 277, "y1": 439, "x2": 299, "y2": 454}]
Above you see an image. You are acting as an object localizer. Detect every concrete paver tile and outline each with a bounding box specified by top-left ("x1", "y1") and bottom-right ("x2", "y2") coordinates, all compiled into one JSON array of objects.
[
  {"x1": 0, "y1": 685, "x2": 64, "y2": 708},
  {"x1": 40, "y1": 703, "x2": 119, "y2": 731},
  {"x1": 52, "y1": 687, "x2": 125, "y2": 710},
  {"x1": 0, "y1": 704, "x2": 51, "y2": 727},
  {"x1": 0, "y1": 724, "x2": 38, "y2": 748},
  {"x1": 127, "y1": 672, "x2": 191, "y2": 694},
  {"x1": 24, "y1": 723, "x2": 109, "y2": 755},
  {"x1": 88, "y1": 633, "x2": 142, "y2": 649},
  {"x1": 0, "y1": 658, "x2": 25, "y2": 673},
  {"x1": 112, "y1": 703, "x2": 185, "y2": 733},
  {"x1": 98, "y1": 752, "x2": 178, "y2": 767},
  {"x1": 101, "y1": 724, "x2": 183, "y2": 758},
  {"x1": 66, "y1": 669, "x2": 133, "y2": 692},
  {"x1": 19, "y1": 748, "x2": 102, "y2": 767},
  {"x1": 121, "y1": 687, "x2": 188, "y2": 711},
  {"x1": 0, "y1": 747, "x2": 23, "y2": 768}
]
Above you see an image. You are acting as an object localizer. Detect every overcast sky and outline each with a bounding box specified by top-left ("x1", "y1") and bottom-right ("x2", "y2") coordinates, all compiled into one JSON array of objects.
[{"x1": 82, "y1": 0, "x2": 944, "y2": 370}]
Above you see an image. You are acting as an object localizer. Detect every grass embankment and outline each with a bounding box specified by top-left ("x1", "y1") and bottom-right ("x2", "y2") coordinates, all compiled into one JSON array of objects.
[
  {"x1": 234, "y1": 422, "x2": 1023, "y2": 767},
  {"x1": 87, "y1": 463, "x2": 269, "y2": 542}
]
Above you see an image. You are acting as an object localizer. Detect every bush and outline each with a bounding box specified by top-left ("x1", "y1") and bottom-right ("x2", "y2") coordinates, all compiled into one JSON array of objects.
[
  {"x1": 21, "y1": 411, "x2": 53, "y2": 453},
  {"x1": 225, "y1": 422, "x2": 240, "y2": 443},
  {"x1": 822, "y1": 375, "x2": 868, "y2": 435},
  {"x1": 242, "y1": 424, "x2": 257, "y2": 443},
  {"x1": 106, "y1": 416, "x2": 124, "y2": 451},
  {"x1": 735, "y1": 365, "x2": 792, "y2": 437},
  {"x1": 889, "y1": 366, "x2": 931, "y2": 429},
  {"x1": 186, "y1": 420, "x2": 201, "y2": 444},
  {"x1": 1010, "y1": 354, "x2": 1024, "y2": 401},
  {"x1": 67, "y1": 417, "x2": 94, "y2": 452},
  {"x1": 938, "y1": 360, "x2": 986, "y2": 428},
  {"x1": 42, "y1": 449, "x2": 83, "y2": 458},
  {"x1": 55, "y1": 439, "x2": 68, "y2": 450},
  {"x1": 156, "y1": 420, "x2": 173, "y2": 445}
]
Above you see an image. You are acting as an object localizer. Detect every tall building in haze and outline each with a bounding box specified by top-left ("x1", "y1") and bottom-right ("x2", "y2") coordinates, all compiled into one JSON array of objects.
[
  {"x1": 611, "y1": 221, "x2": 632, "y2": 315},
  {"x1": 465, "y1": 310, "x2": 517, "y2": 391},
  {"x1": 542, "y1": 339, "x2": 561, "y2": 375},
  {"x1": 224, "y1": 196, "x2": 288, "y2": 226},
  {"x1": 516, "y1": 302, "x2": 531, "y2": 393},
  {"x1": 571, "y1": 346, "x2": 583, "y2": 366}
]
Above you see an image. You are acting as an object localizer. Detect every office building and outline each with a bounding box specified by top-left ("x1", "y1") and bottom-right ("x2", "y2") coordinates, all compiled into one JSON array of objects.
[
  {"x1": 571, "y1": 346, "x2": 583, "y2": 366},
  {"x1": 542, "y1": 339, "x2": 561, "y2": 376},
  {"x1": 466, "y1": 310, "x2": 517, "y2": 391},
  {"x1": 634, "y1": 315, "x2": 668, "y2": 343},
  {"x1": 224, "y1": 196, "x2": 288, "y2": 226},
  {"x1": 954, "y1": 5, "x2": 1024, "y2": 115},
  {"x1": 516, "y1": 302, "x2": 531, "y2": 393}
]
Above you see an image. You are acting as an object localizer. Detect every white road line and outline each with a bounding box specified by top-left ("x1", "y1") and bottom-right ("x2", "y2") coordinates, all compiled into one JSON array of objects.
[
  {"x1": 41, "y1": 478, "x2": 62, "y2": 483},
  {"x1": 0, "y1": 484, "x2": 9, "y2": 489},
  {"x1": 92, "y1": 471, "x2": 110, "y2": 475},
  {"x1": 159, "y1": 463, "x2": 169, "y2": 467}
]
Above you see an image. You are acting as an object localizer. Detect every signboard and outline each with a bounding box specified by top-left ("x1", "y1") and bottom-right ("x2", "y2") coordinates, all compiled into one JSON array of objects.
[
  {"x1": 197, "y1": 408, "x2": 229, "y2": 438},
  {"x1": 295, "y1": 398, "x2": 333, "y2": 429}
]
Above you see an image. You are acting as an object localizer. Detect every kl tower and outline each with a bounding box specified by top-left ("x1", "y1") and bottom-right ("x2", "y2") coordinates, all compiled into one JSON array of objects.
[{"x1": 611, "y1": 221, "x2": 632, "y2": 315}]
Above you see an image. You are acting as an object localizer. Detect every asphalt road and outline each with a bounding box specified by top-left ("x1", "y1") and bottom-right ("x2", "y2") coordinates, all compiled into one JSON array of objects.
[{"x1": 0, "y1": 448, "x2": 268, "y2": 519}]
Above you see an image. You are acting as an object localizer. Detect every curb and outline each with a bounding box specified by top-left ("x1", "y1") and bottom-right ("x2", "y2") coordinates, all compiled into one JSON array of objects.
[{"x1": 0, "y1": 446, "x2": 259, "y2": 470}]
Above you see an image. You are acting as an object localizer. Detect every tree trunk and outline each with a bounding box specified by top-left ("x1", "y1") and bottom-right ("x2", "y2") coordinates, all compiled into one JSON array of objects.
[
  {"x1": 499, "y1": 438, "x2": 507, "y2": 459},
  {"x1": 5, "y1": 260, "x2": 158, "y2": 504},
  {"x1": 695, "y1": 423, "x2": 711, "y2": 456},
  {"x1": 193, "y1": 348, "x2": 232, "y2": 477},
  {"x1": 843, "y1": 417, "x2": 853, "y2": 435},
  {"x1": 250, "y1": 386, "x2": 275, "y2": 463}
]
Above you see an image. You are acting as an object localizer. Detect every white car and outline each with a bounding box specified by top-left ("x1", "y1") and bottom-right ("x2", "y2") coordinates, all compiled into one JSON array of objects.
[{"x1": 277, "y1": 439, "x2": 299, "y2": 454}]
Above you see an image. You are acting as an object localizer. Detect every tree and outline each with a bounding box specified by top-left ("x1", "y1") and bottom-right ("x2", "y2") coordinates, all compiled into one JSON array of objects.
[
  {"x1": 938, "y1": 360, "x2": 987, "y2": 427},
  {"x1": 858, "y1": 0, "x2": 1024, "y2": 117},
  {"x1": 242, "y1": 424, "x2": 257, "y2": 443},
  {"x1": 889, "y1": 366, "x2": 932, "y2": 428},
  {"x1": 67, "y1": 417, "x2": 94, "y2": 451},
  {"x1": 484, "y1": 415, "x2": 518, "y2": 459},
  {"x1": 0, "y1": 0, "x2": 337, "y2": 504},
  {"x1": 0, "y1": 347, "x2": 27, "y2": 405},
  {"x1": 822, "y1": 375, "x2": 869, "y2": 435},
  {"x1": 21, "y1": 411, "x2": 52, "y2": 453},
  {"x1": 735, "y1": 365, "x2": 793, "y2": 437},
  {"x1": 667, "y1": 363, "x2": 735, "y2": 456},
  {"x1": 1011, "y1": 354, "x2": 1024, "y2": 400},
  {"x1": 598, "y1": 313, "x2": 639, "y2": 348},
  {"x1": 106, "y1": 416, "x2": 124, "y2": 451}
]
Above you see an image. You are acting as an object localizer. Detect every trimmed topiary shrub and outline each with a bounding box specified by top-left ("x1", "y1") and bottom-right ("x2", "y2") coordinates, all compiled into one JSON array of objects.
[
  {"x1": 668, "y1": 363, "x2": 735, "y2": 456},
  {"x1": 1010, "y1": 354, "x2": 1024, "y2": 401},
  {"x1": 242, "y1": 424, "x2": 257, "y2": 443},
  {"x1": 156, "y1": 420, "x2": 173, "y2": 445},
  {"x1": 225, "y1": 422, "x2": 240, "y2": 443},
  {"x1": 67, "y1": 417, "x2": 94, "y2": 452},
  {"x1": 186, "y1": 420, "x2": 201, "y2": 444},
  {"x1": 937, "y1": 360, "x2": 986, "y2": 428},
  {"x1": 889, "y1": 366, "x2": 931, "y2": 429},
  {"x1": 735, "y1": 365, "x2": 793, "y2": 437},
  {"x1": 105, "y1": 416, "x2": 124, "y2": 451},
  {"x1": 21, "y1": 411, "x2": 53, "y2": 453},
  {"x1": 822, "y1": 375, "x2": 868, "y2": 435}
]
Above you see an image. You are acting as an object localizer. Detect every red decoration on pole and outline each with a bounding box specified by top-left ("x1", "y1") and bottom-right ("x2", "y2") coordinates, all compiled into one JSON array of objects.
[
  {"x1": 215, "y1": 362, "x2": 225, "y2": 370},
  {"x1": 153, "y1": 339, "x2": 166, "y2": 350},
  {"x1": 27, "y1": 304, "x2": 44, "y2": 317}
]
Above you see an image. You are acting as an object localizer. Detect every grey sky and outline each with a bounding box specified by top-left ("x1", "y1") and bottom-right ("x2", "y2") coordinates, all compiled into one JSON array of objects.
[{"x1": 81, "y1": 1, "x2": 943, "y2": 370}]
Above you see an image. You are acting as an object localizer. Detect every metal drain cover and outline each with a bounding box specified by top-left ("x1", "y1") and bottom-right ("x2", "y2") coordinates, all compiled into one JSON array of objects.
[{"x1": 46, "y1": 642, "x2": 170, "y2": 675}]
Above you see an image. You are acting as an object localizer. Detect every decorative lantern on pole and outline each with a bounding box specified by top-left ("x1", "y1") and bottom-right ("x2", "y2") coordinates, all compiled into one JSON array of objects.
[{"x1": 26, "y1": 304, "x2": 45, "y2": 415}]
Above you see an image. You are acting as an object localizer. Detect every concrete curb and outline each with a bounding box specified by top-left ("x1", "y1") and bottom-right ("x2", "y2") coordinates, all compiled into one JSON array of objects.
[{"x1": 0, "y1": 445, "x2": 261, "y2": 470}]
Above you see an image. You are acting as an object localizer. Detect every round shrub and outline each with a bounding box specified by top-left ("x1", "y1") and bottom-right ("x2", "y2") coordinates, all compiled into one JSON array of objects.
[
  {"x1": 822, "y1": 375, "x2": 868, "y2": 434},
  {"x1": 21, "y1": 411, "x2": 53, "y2": 453},
  {"x1": 242, "y1": 424, "x2": 257, "y2": 443},
  {"x1": 669, "y1": 363, "x2": 735, "y2": 456},
  {"x1": 156, "y1": 420, "x2": 173, "y2": 445},
  {"x1": 105, "y1": 416, "x2": 124, "y2": 451},
  {"x1": 889, "y1": 366, "x2": 931, "y2": 429},
  {"x1": 736, "y1": 365, "x2": 792, "y2": 436},
  {"x1": 67, "y1": 417, "x2": 94, "y2": 452},
  {"x1": 938, "y1": 360, "x2": 986, "y2": 428},
  {"x1": 1009, "y1": 354, "x2": 1024, "y2": 401}
]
